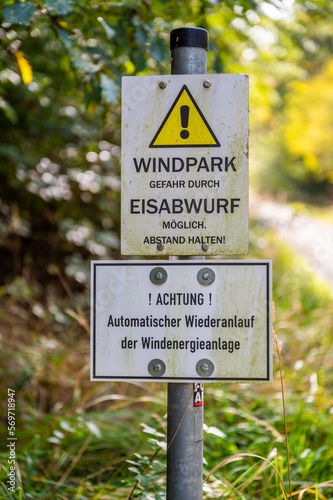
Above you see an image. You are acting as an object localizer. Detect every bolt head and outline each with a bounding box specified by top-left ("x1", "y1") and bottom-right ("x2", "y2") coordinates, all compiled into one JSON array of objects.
[
  {"x1": 155, "y1": 272, "x2": 163, "y2": 280},
  {"x1": 159, "y1": 81, "x2": 167, "y2": 89},
  {"x1": 148, "y1": 358, "x2": 166, "y2": 377},
  {"x1": 202, "y1": 272, "x2": 210, "y2": 280},
  {"x1": 203, "y1": 80, "x2": 211, "y2": 88},
  {"x1": 201, "y1": 363, "x2": 209, "y2": 372},
  {"x1": 202, "y1": 242, "x2": 209, "y2": 251},
  {"x1": 157, "y1": 243, "x2": 165, "y2": 251}
]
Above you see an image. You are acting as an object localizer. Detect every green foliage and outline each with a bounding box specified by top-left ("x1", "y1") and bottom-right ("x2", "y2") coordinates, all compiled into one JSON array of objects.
[
  {"x1": 44, "y1": 0, "x2": 74, "y2": 16},
  {"x1": 2, "y1": 2, "x2": 37, "y2": 25},
  {"x1": 100, "y1": 73, "x2": 119, "y2": 104},
  {"x1": 0, "y1": 0, "x2": 333, "y2": 289}
]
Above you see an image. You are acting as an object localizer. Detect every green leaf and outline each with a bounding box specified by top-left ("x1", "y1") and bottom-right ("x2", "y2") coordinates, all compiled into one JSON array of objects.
[
  {"x1": 98, "y1": 17, "x2": 116, "y2": 40},
  {"x1": 2, "y1": 2, "x2": 37, "y2": 25},
  {"x1": 141, "y1": 423, "x2": 165, "y2": 438},
  {"x1": 204, "y1": 424, "x2": 226, "y2": 439},
  {"x1": 137, "y1": 474, "x2": 149, "y2": 487},
  {"x1": 135, "y1": 27, "x2": 147, "y2": 45},
  {"x1": 0, "y1": 97, "x2": 17, "y2": 123},
  {"x1": 86, "y1": 421, "x2": 101, "y2": 438},
  {"x1": 55, "y1": 25, "x2": 72, "y2": 48},
  {"x1": 72, "y1": 57, "x2": 100, "y2": 73},
  {"x1": 1, "y1": 483, "x2": 15, "y2": 500},
  {"x1": 150, "y1": 38, "x2": 168, "y2": 63},
  {"x1": 132, "y1": 50, "x2": 146, "y2": 72},
  {"x1": 100, "y1": 74, "x2": 119, "y2": 104},
  {"x1": 44, "y1": 0, "x2": 73, "y2": 15}
]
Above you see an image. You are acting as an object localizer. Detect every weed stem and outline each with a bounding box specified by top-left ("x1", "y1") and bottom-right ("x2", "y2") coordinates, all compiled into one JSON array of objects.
[{"x1": 273, "y1": 330, "x2": 292, "y2": 500}]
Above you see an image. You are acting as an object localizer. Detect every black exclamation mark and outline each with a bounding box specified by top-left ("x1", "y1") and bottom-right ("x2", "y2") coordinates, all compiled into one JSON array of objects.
[
  {"x1": 149, "y1": 293, "x2": 151, "y2": 305},
  {"x1": 209, "y1": 293, "x2": 212, "y2": 305},
  {"x1": 180, "y1": 105, "x2": 189, "y2": 139}
]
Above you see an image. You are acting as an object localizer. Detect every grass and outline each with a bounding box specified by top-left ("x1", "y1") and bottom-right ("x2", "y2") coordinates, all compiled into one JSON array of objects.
[{"x1": 1, "y1": 218, "x2": 333, "y2": 499}]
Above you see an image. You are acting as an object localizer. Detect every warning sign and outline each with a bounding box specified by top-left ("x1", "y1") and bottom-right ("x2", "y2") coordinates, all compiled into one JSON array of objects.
[
  {"x1": 91, "y1": 260, "x2": 272, "y2": 382},
  {"x1": 121, "y1": 74, "x2": 249, "y2": 256},
  {"x1": 149, "y1": 85, "x2": 220, "y2": 148}
]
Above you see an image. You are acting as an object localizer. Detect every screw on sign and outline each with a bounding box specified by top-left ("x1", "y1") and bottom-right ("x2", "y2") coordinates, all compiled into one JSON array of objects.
[
  {"x1": 196, "y1": 359, "x2": 215, "y2": 377},
  {"x1": 148, "y1": 359, "x2": 166, "y2": 377},
  {"x1": 197, "y1": 267, "x2": 216, "y2": 286},
  {"x1": 149, "y1": 267, "x2": 168, "y2": 285}
]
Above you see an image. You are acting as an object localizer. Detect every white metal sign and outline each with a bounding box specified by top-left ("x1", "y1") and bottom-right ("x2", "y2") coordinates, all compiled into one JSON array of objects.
[
  {"x1": 91, "y1": 261, "x2": 272, "y2": 382},
  {"x1": 121, "y1": 74, "x2": 249, "y2": 256}
]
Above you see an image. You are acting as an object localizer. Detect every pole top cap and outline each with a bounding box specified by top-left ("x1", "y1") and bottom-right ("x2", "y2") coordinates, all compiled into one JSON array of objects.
[{"x1": 170, "y1": 27, "x2": 208, "y2": 51}]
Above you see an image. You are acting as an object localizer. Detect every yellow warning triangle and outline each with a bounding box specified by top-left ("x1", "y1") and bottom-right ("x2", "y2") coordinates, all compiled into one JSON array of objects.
[{"x1": 149, "y1": 85, "x2": 220, "y2": 148}]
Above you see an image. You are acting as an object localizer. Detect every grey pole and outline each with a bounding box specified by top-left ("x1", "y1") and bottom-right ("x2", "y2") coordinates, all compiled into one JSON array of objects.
[{"x1": 167, "y1": 27, "x2": 208, "y2": 500}]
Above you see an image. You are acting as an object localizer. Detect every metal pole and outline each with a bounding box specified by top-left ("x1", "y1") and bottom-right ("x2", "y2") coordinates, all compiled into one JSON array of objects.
[{"x1": 167, "y1": 27, "x2": 208, "y2": 500}]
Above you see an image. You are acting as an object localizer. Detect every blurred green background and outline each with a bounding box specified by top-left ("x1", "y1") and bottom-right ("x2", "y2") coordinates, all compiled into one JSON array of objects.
[{"x1": 0, "y1": 1, "x2": 332, "y2": 498}]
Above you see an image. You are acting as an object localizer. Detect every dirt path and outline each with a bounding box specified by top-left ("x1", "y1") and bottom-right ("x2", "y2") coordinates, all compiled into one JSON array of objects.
[{"x1": 250, "y1": 195, "x2": 333, "y2": 290}]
